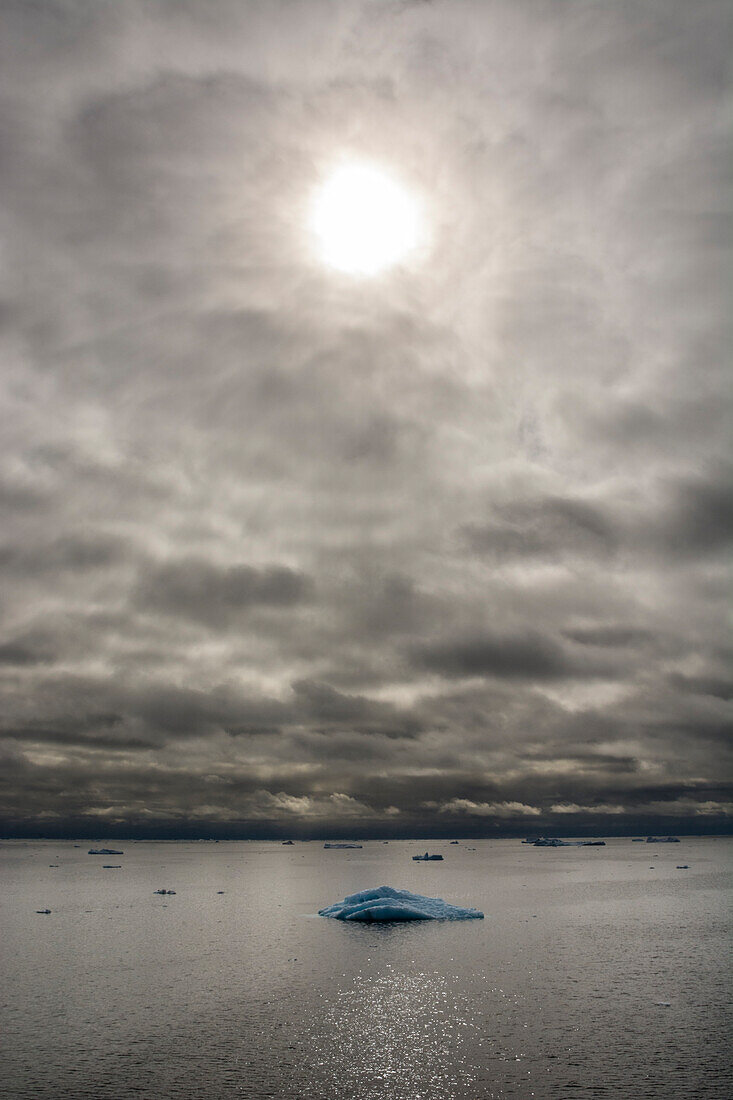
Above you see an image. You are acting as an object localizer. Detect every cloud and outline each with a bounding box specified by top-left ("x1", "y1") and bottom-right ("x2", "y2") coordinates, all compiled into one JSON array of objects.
[
  {"x1": 462, "y1": 468, "x2": 733, "y2": 572},
  {"x1": 0, "y1": 534, "x2": 126, "y2": 575},
  {"x1": 134, "y1": 558, "x2": 312, "y2": 626},
  {"x1": 292, "y1": 679, "x2": 423, "y2": 738},
  {"x1": 0, "y1": 0, "x2": 730, "y2": 838},
  {"x1": 462, "y1": 496, "x2": 617, "y2": 562},
  {"x1": 550, "y1": 803, "x2": 626, "y2": 815},
  {"x1": 0, "y1": 641, "x2": 53, "y2": 667},
  {"x1": 438, "y1": 798, "x2": 541, "y2": 818},
  {"x1": 668, "y1": 674, "x2": 733, "y2": 701},
  {"x1": 562, "y1": 626, "x2": 652, "y2": 648},
  {"x1": 661, "y1": 467, "x2": 733, "y2": 556},
  {"x1": 411, "y1": 631, "x2": 616, "y2": 681}
]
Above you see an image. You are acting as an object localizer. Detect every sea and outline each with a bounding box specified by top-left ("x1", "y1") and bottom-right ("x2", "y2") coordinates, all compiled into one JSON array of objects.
[{"x1": 1, "y1": 837, "x2": 731, "y2": 1099}]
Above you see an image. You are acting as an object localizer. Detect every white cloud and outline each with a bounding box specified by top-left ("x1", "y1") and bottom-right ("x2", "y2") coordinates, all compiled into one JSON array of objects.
[
  {"x1": 438, "y1": 798, "x2": 541, "y2": 817},
  {"x1": 550, "y1": 803, "x2": 626, "y2": 815}
]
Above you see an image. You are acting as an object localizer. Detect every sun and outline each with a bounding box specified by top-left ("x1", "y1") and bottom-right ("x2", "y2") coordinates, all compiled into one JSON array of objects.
[{"x1": 309, "y1": 161, "x2": 423, "y2": 276}]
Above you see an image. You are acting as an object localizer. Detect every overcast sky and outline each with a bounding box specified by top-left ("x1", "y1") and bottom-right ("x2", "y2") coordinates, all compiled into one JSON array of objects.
[{"x1": 1, "y1": 0, "x2": 731, "y2": 839}]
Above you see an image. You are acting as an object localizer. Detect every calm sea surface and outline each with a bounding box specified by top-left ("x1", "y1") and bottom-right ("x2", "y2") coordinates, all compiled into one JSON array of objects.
[{"x1": 1, "y1": 837, "x2": 731, "y2": 1099}]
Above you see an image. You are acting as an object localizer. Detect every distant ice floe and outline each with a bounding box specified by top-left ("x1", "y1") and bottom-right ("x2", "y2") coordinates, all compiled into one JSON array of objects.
[
  {"x1": 523, "y1": 837, "x2": 605, "y2": 847},
  {"x1": 318, "y1": 885, "x2": 484, "y2": 922}
]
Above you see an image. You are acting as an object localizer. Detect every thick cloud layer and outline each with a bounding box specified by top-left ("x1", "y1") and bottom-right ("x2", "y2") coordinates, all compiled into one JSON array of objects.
[{"x1": 1, "y1": 0, "x2": 731, "y2": 838}]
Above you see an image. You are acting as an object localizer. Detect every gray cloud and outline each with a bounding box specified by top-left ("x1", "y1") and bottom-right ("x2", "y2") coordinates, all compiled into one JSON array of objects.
[
  {"x1": 411, "y1": 631, "x2": 585, "y2": 680},
  {"x1": 134, "y1": 558, "x2": 312, "y2": 626},
  {"x1": 461, "y1": 496, "x2": 617, "y2": 561},
  {"x1": 0, "y1": 641, "x2": 53, "y2": 667},
  {"x1": 669, "y1": 674, "x2": 733, "y2": 702},
  {"x1": 0, "y1": 533, "x2": 125, "y2": 575},
  {"x1": 662, "y1": 467, "x2": 733, "y2": 555},
  {"x1": 292, "y1": 679, "x2": 423, "y2": 738},
  {"x1": 0, "y1": 0, "x2": 730, "y2": 837},
  {"x1": 563, "y1": 626, "x2": 653, "y2": 648}
]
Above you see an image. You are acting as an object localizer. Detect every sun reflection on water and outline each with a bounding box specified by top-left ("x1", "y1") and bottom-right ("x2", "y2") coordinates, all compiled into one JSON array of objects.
[{"x1": 302, "y1": 962, "x2": 478, "y2": 1099}]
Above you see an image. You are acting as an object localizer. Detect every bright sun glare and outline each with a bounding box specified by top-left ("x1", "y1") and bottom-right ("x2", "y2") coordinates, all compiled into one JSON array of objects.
[{"x1": 310, "y1": 162, "x2": 423, "y2": 276}]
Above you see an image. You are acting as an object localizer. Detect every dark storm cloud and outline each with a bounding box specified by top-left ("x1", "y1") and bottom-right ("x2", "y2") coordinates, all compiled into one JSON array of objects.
[
  {"x1": 411, "y1": 630, "x2": 621, "y2": 681},
  {"x1": 134, "y1": 558, "x2": 312, "y2": 627},
  {"x1": 668, "y1": 674, "x2": 733, "y2": 702},
  {"x1": 0, "y1": 641, "x2": 53, "y2": 667},
  {"x1": 292, "y1": 679, "x2": 423, "y2": 738},
  {"x1": 0, "y1": 0, "x2": 731, "y2": 837},
  {"x1": 0, "y1": 671, "x2": 281, "y2": 746},
  {"x1": 663, "y1": 467, "x2": 733, "y2": 555},
  {"x1": 563, "y1": 626, "x2": 653, "y2": 648},
  {"x1": 413, "y1": 632, "x2": 571, "y2": 679}
]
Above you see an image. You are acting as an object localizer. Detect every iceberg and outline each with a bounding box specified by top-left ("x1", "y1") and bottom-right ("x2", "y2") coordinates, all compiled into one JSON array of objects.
[{"x1": 318, "y1": 885, "x2": 483, "y2": 922}]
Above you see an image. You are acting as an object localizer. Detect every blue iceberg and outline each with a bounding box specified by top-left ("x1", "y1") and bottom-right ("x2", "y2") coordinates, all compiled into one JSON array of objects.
[{"x1": 318, "y1": 885, "x2": 484, "y2": 922}]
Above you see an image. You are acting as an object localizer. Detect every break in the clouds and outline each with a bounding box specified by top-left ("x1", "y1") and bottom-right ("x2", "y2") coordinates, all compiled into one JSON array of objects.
[{"x1": 1, "y1": 0, "x2": 731, "y2": 838}]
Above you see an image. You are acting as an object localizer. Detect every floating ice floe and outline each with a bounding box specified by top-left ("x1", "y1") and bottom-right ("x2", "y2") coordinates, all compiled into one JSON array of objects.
[
  {"x1": 323, "y1": 842, "x2": 362, "y2": 849},
  {"x1": 318, "y1": 885, "x2": 483, "y2": 922},
  {"x1": 530, "y1": 837, "x2": 605, "y2": 847}
]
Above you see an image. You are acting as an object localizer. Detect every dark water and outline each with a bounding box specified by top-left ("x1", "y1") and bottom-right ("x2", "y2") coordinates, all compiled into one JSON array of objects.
[{"x1": 1, "y1": 838, "x2": 730, "y2": 1099}]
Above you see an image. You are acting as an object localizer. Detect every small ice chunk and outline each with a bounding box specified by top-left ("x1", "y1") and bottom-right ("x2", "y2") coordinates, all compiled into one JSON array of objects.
[{"x1": 318, "y1": 885, "x2": 483, "y2": 922}]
